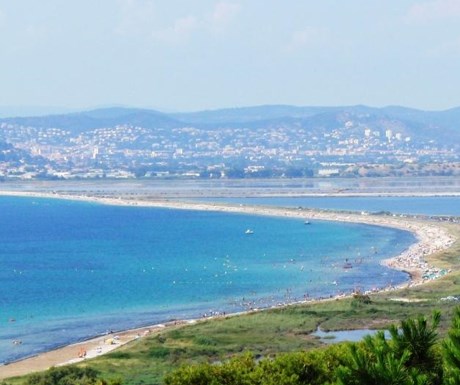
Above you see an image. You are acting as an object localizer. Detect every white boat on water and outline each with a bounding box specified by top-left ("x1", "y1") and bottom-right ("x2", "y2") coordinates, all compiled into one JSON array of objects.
[{"x1": 245, "y1": 229, "x2": 254, "y2": 234}]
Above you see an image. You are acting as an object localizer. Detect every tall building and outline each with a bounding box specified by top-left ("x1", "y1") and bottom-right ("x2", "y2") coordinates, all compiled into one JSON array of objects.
[{"x1": 385, "y1": 129, "x2": 393, "y2": 142}]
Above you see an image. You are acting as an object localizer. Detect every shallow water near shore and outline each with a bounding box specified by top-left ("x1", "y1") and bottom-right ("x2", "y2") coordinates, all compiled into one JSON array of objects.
[
  {"x1": 0, "y1": 196, "x2": 414, "y2": 364},
  {"x1": 313, "y1": 328, "x2": 391, "y2": 343}
]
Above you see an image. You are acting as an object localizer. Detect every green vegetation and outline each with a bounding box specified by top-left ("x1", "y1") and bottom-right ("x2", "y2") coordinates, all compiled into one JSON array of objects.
[
  {"x1": 2, "y1": 367, "x2": 120, "y2": 385},
  {"x1": 4, "y1": 223, "x2": 460, "y2": 385},
  {"x1": 163, "y1": 310, "x2": 460, "y2": 385},
  {"x1": 164, "y1": 347, "x2": 350, "y2": 385}
]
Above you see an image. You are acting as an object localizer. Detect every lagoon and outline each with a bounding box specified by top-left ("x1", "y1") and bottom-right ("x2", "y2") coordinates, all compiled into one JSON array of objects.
[{"x1": 190, "y1": 196, "x2": 460, "y2": 216}]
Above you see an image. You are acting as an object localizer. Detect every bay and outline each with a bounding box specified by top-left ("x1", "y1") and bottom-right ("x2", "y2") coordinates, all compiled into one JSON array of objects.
[{"x1": 0, "y1": 196, "x2": 413, "y2": 363}]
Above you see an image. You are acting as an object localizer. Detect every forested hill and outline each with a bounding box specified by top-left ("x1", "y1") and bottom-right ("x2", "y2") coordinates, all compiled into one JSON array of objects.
[{"x1": 2, "y1": 104, "x2": 460, "y2": 138}]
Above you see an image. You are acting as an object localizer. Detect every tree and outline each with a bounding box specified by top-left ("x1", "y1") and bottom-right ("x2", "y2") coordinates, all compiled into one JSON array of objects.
[
  {"x1": 225, "y1": 168, "x2": 245, "y2": 178},
  {"x1": 443, "y1": 308, "x2": 460, "y2": 384},
  {"x1": 389, "y1": 310, "x2": 441, "y2": 380},
  {"x1": 336, "y1": 312, "x2": 442, "y2": 385},
  {"x1": 335, "y1": 332, "x2": 424, "y2": 385}
]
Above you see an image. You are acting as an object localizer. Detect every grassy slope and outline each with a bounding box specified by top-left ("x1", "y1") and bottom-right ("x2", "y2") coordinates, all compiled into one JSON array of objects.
[{"x1": 7, "y1": 222, "x2": 460, "y2": 385}]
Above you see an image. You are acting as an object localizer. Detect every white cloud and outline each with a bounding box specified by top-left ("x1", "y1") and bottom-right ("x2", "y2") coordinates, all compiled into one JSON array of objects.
[
  {"x1": 407, "y1": 0, "x2": 460, "y2": 23},
  {"x1": 151, "y1": 15, "x2": 198, "y2": 44},
  {"x1": 210, "y1": 1, "x2": 240, "y2": 30},
  {"x1": 286, "y1": 27, "x2": 328, "y2": 52},
  {"x1": 116, "y1": 0, "x2": 238, "y2": 44},
  {"x1": 115, "y1": 0, "x2": 157, "y2": 37},
  {"x1": 116, "y1": 1, "x2": 197, "y2": 44}
]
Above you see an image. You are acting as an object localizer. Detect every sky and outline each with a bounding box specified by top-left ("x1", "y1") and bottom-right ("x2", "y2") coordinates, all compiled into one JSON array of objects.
[{"x1": 1, "y1": 0, "x2": 460, "y2": 113}]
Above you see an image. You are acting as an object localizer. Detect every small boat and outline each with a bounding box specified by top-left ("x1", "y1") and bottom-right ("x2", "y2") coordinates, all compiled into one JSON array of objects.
[
  {"x1": 245, "y1": 229, "x2": 254, "y2": 234},
  {"x1": 304, "y1": 221, "x2": 311, "y2": 225},
  {"x1": 343, "y1": 262, "x2": 353, "y2": 269}
]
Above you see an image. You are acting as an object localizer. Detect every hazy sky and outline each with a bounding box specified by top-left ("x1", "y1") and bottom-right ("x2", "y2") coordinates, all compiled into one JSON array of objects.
[{"x1": 1, "y1": 0, "x2": 460, "y2": 112}]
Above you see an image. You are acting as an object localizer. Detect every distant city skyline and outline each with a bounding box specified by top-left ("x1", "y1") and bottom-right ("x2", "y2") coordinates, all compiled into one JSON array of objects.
[{"x1": 1, "y1": 0, "x2": 460, "y2": 112}]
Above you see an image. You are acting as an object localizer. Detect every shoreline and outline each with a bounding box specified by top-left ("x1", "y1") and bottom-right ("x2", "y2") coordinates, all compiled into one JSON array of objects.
[
  {"x1": 2, "y1": 189, "x2": 460, "y2": 199},
  {"x1": 0, "y1": 190, "x2": 456, "y2": 379}
]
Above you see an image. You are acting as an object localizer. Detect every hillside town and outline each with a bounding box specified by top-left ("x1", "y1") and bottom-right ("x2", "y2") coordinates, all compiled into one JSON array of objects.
[{"x1": 0, "y1": 108, "x2": 459, "y2": 180}]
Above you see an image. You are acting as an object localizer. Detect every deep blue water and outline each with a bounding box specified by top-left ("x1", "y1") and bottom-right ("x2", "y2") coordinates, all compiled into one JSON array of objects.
[
  {"x1": 191, "y1": 196, "x2": 460, "y2": 216},
  {"x1": 0, "y1": 196, "x2": 414, "y2": 363}
]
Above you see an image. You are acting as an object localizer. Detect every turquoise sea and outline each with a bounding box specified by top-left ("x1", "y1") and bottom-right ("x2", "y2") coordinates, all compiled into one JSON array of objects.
[{"x1": 0, "y1": 196, "x2": 414, "y2": 364}]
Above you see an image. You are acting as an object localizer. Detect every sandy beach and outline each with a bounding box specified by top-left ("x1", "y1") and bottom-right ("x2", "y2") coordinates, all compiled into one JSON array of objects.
[{"x1": 0, "y1": 190, "x2": 457, "y2": 379}]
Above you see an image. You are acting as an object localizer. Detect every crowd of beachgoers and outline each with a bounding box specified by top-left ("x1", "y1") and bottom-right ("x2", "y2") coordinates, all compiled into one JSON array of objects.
[{"x1": 383, "y1": 224, "x2": 454, "y2": 285}]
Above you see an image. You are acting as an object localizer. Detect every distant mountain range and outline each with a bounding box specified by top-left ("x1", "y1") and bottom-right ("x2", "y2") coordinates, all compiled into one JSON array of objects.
[
  {"x1": 176, "y1": 105, "x2": 460, "y2": 143},
  {"x1": 1, "y1": 104, "x2": 459, "y2": 139},
  {"x1": 0, "y1": 108, "x2": 182, "y2": 133}
]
